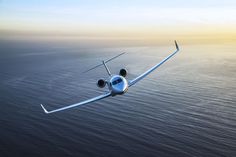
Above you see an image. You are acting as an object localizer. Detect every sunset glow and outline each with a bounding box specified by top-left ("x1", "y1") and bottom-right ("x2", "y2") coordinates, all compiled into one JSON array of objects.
[{"x1": 0, "y1": 0, "x2": 236, "y2": 45}]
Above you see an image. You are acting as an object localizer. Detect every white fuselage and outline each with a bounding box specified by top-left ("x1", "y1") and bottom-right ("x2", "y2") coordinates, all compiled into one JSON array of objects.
[{"x1": 108, "y1": 75, "x2": 128, "y2": 96}]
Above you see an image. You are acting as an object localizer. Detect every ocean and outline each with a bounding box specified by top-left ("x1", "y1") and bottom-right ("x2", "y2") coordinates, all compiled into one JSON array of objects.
[{"x1": 0, "y1": 39, "x2": 235, "y2": 157}]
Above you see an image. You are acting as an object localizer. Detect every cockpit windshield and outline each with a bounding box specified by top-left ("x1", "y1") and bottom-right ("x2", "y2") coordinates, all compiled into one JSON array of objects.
[{"x1": 112, "y1": 78, "x2": 123, "y2": 85}]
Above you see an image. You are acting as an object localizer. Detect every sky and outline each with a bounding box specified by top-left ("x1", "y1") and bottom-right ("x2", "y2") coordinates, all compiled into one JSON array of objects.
[{"x1": 0, "y1": 0, "x2": 236, "y2": 44}]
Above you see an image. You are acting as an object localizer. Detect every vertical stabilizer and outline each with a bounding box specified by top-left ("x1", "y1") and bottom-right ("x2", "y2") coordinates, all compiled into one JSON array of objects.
[{"x1": 102, "y1": 61, "x2": 111, "y2": 76}]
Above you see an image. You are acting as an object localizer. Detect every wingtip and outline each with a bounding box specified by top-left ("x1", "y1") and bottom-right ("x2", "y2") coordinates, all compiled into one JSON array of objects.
[
  {"x1": 175, "y1": 40, "x2": 179, "y2": 50},
  {"x1": 40, "y1": 104, "x2": 49, "y2": 114}
]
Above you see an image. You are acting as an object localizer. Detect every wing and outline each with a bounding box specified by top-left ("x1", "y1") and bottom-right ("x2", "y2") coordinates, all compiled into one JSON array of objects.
[
  {"x1": 129, "y1": 41, "x2": 179, "y2": 87},
  {"x1": 41, "y1": 92, "x2": 111, "y2": 114}
]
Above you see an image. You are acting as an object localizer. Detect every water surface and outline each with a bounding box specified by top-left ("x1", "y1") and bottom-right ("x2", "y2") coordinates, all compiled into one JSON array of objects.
[{"x1": 0, "y1": 40, "x2": 235, "y2": 157}]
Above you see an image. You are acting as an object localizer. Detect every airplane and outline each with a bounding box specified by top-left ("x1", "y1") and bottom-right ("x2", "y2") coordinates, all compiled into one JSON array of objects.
[{"x1": 41, "y1": 41, "x2": 180, "y2": 114}]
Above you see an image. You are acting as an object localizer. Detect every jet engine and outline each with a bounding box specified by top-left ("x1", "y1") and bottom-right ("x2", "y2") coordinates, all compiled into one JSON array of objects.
[
  {"x1": 97, "y1": 79, "x2": 106, "y2": 88},
  {"x1": 119, "y1": 69, "x2": 127, "y2": 77}
]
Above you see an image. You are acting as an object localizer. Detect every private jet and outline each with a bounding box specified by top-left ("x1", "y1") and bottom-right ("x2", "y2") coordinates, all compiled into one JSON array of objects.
[{"x1": 41, "y1": 41, "x2": 179, "y2": 114}]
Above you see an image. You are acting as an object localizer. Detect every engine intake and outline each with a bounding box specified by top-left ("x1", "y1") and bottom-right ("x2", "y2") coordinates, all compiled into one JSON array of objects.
[
  {"x1": 97, "y1": 79, "x2": 106, "y2": 88},
  {"x1": 119, "y1": 69, "x2": 127, "y2": 77}
]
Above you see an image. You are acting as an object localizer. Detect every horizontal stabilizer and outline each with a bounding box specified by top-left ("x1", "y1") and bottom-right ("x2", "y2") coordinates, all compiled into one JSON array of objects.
[{"x1": 82, "y1": 52, "x2": 125, "y2": 73}]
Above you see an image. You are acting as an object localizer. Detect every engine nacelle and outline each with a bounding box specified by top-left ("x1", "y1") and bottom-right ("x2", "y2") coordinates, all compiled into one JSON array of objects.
[
  {"x1": 97, "y1": 79, "x2": 106, "y2": 88},
  {"x1": 119, "y1": 69, "x2": 127, "y2": 77}
]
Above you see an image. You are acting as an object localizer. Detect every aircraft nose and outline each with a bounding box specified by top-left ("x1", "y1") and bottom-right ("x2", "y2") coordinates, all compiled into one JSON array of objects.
[
  {"x1": 110, "y1": 75, "x2": 128, "y2": 95},
  {"x1": 114, "y1": 81, "x2": 128, "y2": 94},
  {"x1": 121, "y1": 84, "x2": 128, "y2": 91}
]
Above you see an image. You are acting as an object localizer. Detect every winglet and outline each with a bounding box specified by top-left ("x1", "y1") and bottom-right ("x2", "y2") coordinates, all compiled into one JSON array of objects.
[
  {"x1": 41, "y1": 104, "x2": 49, "y2": 114},
  {"x1": 175, "y1": 40, "x2": 179, "y2": 51}
]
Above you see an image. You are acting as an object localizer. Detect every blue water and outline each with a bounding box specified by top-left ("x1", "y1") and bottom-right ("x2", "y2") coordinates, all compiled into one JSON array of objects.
[{"x1": 0, "y1": 39, "x2": 235, "y2": 157}]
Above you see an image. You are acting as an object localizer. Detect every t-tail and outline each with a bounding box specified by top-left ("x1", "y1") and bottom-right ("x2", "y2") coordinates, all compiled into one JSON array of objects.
[{"x1": 82, "y1": 52, "x2": 125, "y2": 74}]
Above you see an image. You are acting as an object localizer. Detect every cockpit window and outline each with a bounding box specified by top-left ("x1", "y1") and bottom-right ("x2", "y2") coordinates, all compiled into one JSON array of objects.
[{"x1": 112, "y1": 78, "x2": 122, "y2": 85}]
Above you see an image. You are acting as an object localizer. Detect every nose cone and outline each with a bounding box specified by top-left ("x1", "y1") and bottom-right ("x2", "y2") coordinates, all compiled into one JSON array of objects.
[
  {"x1": 110, "y1": 75, "x2": 128, "y2": 95},
  {"x1": 116, "y1": 81, "x2": 128, "y2": 92}
]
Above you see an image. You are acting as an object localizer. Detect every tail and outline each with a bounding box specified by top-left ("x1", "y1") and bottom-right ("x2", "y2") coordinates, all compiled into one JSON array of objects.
[{"x1": 82, "y1": 52, "x2": 125, "y2": 74}]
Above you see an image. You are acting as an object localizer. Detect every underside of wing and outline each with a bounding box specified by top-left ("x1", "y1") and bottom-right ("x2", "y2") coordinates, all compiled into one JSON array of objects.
[
  {"x1": 129, "y1": 41, "x2": 179, "y2": 87},
  {"x1": 41, "y1": 92, "x2": 111, "y2": 114}
]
